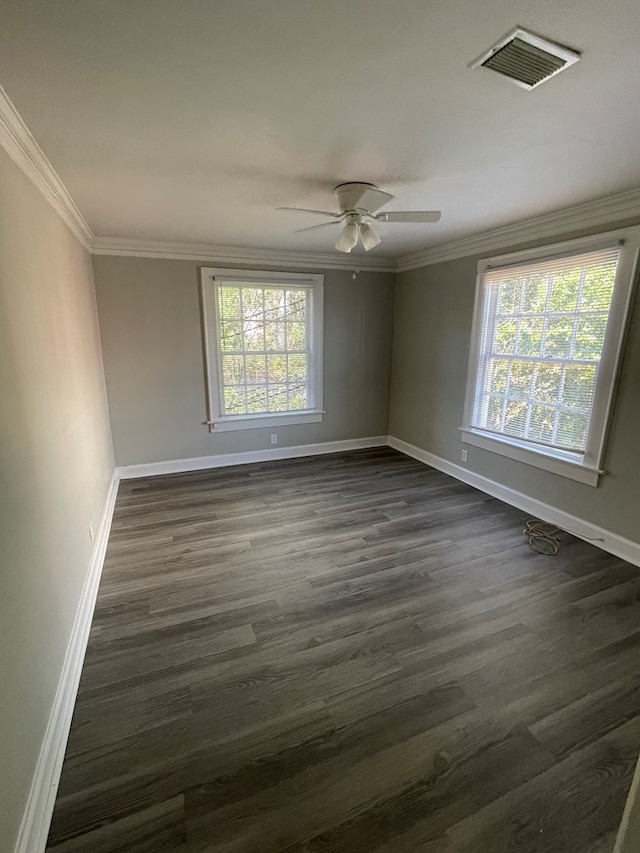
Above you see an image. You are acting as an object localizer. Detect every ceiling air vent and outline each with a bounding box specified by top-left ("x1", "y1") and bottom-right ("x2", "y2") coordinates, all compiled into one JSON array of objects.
[{"x1": 471, "y1": 27, "x2": 581, "y2": 90}]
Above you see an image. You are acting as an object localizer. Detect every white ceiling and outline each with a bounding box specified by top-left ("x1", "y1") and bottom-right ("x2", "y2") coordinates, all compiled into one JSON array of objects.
[{"x1": 1, "y1": 0, "x2": 640, "y2": 258}]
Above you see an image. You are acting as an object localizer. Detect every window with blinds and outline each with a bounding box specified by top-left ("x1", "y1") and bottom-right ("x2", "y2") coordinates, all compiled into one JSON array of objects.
[
  {"x1": 200, "y1": 269, "x2": 324, "y2": 431},
  {"x1": 470, "y1": 246, "x2": 620, "y2": 454},
  {"x1": 462, "y1": 228, "x2": 640, "y2": 485}
]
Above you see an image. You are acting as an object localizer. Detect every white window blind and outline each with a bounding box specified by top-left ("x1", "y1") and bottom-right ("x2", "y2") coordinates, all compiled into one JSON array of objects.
[
  {"x1": 213, "y1": 278, "x2": 320, "y2": 418},
  {"x1": 471, "y1": 245, "x2": 621, "y2": 454}
]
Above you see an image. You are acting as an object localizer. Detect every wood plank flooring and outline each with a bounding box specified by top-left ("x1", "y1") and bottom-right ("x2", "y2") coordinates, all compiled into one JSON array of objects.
[{"x1": 46, "y1": 448, "x2": 640, "y2": 852}]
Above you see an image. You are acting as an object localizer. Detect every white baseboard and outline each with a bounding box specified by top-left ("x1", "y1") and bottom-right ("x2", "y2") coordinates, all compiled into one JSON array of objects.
[
  {"x1": 117, "y1": 436, "x2": 389, "y2": 479},
  {"x1": 14, "y1": 472, "x2": 119, "y2": 853},
  {"x1": 388, "y1": 435, "x2": 640, "y2": 568}
]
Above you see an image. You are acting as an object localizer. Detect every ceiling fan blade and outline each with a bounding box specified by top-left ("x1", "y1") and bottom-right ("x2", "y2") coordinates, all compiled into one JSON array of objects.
[
  {"x1": 335, "y1": 183, "x2": 394, "y2": 214},
  {"x1": 277, "y1": 207, "x2": 341, "y2": 218},
  {"x1": 294, "y1": 220, "x2": 341, "y2": 233},
  {"x1": 356, "y1": 186, "x2": 395, "y2": 214},
  {"x1": 376, "y1": 210, "x2": 442, "y2": 223}
]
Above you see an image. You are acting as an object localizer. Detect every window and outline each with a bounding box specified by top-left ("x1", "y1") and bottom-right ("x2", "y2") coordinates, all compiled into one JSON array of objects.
[
  {"x1": 462, "y1": 228, "x2": 640, "y2": 485},
  {"x1": 201, "y1": 268, "x2": 323, "y2": 431}
]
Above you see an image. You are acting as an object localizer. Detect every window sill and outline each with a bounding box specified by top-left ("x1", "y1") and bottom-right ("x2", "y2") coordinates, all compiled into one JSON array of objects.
[
  {"x1": 209, "y1": 411, "x2": 324, "y2": 432},
  {"x1": 460, "y1": 428, "x2": 602, "y2": 486}
]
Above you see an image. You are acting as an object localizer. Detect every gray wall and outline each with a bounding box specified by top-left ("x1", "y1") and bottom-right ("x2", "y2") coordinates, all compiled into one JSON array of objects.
[
  {"x1": 93, "y1": 255, "x2": 395, "y2": 466},
  {"x1": 389, "y1": 222, "x2": 640, "y2": 543},
  {"x1": 0, "y1": 148, "x2": 114, "y2": 849}
]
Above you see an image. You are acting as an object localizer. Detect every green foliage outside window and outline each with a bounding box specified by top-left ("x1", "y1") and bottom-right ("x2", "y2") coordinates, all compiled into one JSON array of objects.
[
  {"x1": 481, "y1": 260, "x2": 616, "y2": 451},
  {"x1": 217, "y1": 284, "x2": 310, "y2": 416}
]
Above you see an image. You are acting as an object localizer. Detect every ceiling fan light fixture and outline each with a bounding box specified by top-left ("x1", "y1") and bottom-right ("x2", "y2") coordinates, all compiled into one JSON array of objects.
[
  {"x1": 335, "y1": 220, "x2": 359, "y2": 253},
  {"x1": 359, "y1": 221, "x2": 381, "y2": 251}
]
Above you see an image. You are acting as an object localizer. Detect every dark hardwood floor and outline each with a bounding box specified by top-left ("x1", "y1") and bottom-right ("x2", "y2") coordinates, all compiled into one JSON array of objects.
[{"x1": 46, "y1": 447, "x2": 640, "y2": 852}]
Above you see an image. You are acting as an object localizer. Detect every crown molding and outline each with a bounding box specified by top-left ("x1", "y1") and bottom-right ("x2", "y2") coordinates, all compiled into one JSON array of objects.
[
  {"x1": 90, "y1": 236, "x2": 396, "y2": 272},
  {"x1": 3, "y1": 78, "x2": 639, "y2": 273},
  {"x1": 0, "y1": 85, "x2": 93, "y2": 249},
  {"x1": 396, "y1": 187, "x2": 640, "y2": 272},
  {"x1": 97, "y1": 187, "x2": 640, "y2": 273}
]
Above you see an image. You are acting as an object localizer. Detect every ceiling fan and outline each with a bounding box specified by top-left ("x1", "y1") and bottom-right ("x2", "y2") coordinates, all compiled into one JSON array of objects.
[{"x1": 278, "y1": 182, "x2": 441, "y2": 253}]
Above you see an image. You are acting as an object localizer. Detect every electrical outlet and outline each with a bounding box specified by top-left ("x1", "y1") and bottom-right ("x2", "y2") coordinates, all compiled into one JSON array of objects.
[
  {"x1": 461, "y1": 448, "x2": 468, "y2": 463},
  {"x1": 89, "y1": 521, "x2": 95, "y2": 543},
  {"x1": 271, "y1": 433, "x2": 278, "y2": 445}
]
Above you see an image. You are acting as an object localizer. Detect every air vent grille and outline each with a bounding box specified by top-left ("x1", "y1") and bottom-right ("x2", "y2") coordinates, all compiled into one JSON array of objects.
[
  {"x1": 471, "y1": 28, "x2": 580, "y2": 90},
  {"x1": 483, "y1": 38, "x2": 566, "y2": 86}
]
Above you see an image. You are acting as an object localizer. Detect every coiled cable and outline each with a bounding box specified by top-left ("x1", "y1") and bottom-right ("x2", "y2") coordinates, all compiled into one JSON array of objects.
[{"x1": 523, "y1": 519, "x2": 562, "y2": 555}]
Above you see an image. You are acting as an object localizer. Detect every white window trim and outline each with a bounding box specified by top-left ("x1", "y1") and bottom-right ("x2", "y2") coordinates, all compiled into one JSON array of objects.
[
  {"x1": 461, "y1": 226, "x2": 640, "y2": 486},
  {"x1": 200, "y1": 267, "x2": 324, "y2": 432}
]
